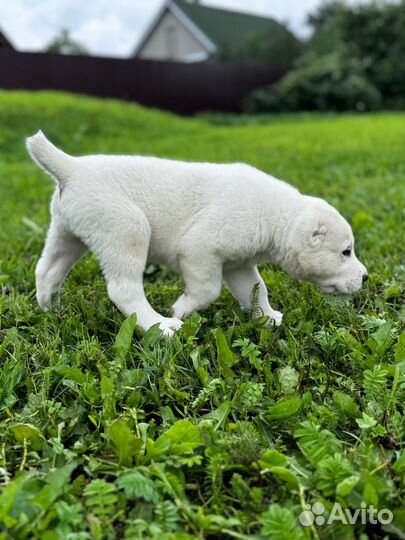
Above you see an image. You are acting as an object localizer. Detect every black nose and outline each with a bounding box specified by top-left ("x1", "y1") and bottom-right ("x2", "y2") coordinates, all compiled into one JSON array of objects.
[{"x1": 362, "y1": 273, "x2": 368, "y2": 283}]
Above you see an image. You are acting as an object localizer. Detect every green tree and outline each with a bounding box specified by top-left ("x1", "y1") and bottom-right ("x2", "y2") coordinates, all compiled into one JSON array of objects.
[
  {"x1": 246, "y1": 27, "x2": 303, "y2": 68},
  {"x1": 46, "y1": 28, "x2": 88, "y2": 55},
  {"x1": 245, "y1": 1, "x2": 405, "y2": 112},
  {"x1": 216, "y1": 24, "x2": 302, "y2": 68},
  {"x1": 245, "y1": 51, "x2": 382, "y2": 113},
  {"x1": 308, "y1": 0, "x2": 405, "y2": 101}
]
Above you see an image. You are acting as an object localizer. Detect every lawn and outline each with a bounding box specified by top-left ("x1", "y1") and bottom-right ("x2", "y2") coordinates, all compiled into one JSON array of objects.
[{"x1": 0, "y1": 90, "x2": 404, "y2": 540}]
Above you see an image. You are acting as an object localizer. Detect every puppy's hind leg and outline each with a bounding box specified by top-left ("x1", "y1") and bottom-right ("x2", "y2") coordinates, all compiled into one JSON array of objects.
[
  {"x1": 224, "y1": 264, "x2": 283, "y2": 326},
  {"x1": 36, "y1": 219, "x2": 87, "y2": 311},
  {"x1": 172, "y1": 255, "x2": 223, "y2": 319}
]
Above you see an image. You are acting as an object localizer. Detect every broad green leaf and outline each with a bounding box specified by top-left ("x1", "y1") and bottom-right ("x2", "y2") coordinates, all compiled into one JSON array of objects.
[
  {"x1": 108, "y1": 419, "x2": 142, "y2": 465},
  {"x1": 268, "y1": 466, "x2": 299, "y2": 489},
  {"x1": 101, "y1": 375, "x2": 116, "y2": 420},
  {"x1": 89, "y1": 415, "x2": 98, "y2": 427},
  {"x1": 215, "y1": 328, "x2": 236, "y2": 378},
  {"x1": 336, "y1": 475, "x2": 360, "y2": 496},
  {"x1": 0, "y1": 473, "x2": 27, "y2": 522},
  {"x1": 251, "y1": 315, "x2": 271, "y2": 328},
  {"x1": 32, "y1": 462, "x2": 77, "y2": 510},
  {"x1": 11, "y1": 423, "x2": 44, "y2": 451},
  {"x1": 356, "y1": 412, "x2": 377, "y2": 429},
  {"x1": 206, "y1": 514, "x2": 241, "y2": 529},
  {"x1": 267, "y1": 397, "x2": 302, "y2": 420},
  {"x1": 258, "y1": 448, "x2": 299, "y2": 490},
  {"x1": 101, "y1": 375, "x2": 114, "y2": 397},
  {"x1": 259, "y1": 449, "x2": 288, "y2": 469},
  {"x1": 363, "y1": 482, "x2": 379, "y2": 506},
  {"x1": 201, "y1": 401, "x2": 231, "y2": 429},
  {"x1": 55, "y1": 367, "x2": 87, "y2": 384},
  {"x1": 143, "y1": 322, "x2": 165, "y2": 347},
  {"x1": 395, "y1": 332, "x2": 405, "y2": 363},
  {"x1": 333, "y1": 391, "x2": 361, "y2": 418},
  {"x1": 335, "y1": 327, "x2": 366, "y2": 353},
  {"x1": 393, "y1": 451, "x2": 405, "y2": 474},
  {"x1": 114, "y1": 313, "x2": 137, "y2": 358},
  {"x1": 151, "y1": 420, "x2": 203, "y2": 458},
  {"x1": 367, "y1": 322, "x2": 394, "y2": 356}
]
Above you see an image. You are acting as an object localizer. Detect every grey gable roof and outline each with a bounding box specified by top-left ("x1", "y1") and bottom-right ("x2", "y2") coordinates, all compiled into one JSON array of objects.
[{"x1": 133, "y1": 1, "x2": 215, "y2": 56}]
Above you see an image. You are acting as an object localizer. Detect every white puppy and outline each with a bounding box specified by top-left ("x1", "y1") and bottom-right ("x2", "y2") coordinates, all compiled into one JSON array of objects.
[{"x1": 27, "y1": 131, "x2": 367, "y2": 336}]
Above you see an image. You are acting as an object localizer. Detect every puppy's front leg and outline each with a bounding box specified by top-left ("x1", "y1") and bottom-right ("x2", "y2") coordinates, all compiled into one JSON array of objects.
[
  {"x1": 82, "y1": 207, "x2": 183, "y2": 337},
  {"x1": 224, "y1": 264, "x2": 283, "y2": 326}
]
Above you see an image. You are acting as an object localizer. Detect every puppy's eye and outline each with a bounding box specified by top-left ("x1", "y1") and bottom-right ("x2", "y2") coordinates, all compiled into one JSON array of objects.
[{"x1": 342, "y1": 249, "x2": 351, "y2": 257}]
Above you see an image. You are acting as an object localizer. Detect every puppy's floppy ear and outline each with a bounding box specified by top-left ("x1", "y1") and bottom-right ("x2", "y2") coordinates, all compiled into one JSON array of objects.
[{"x1": 309, "y1": 224, "x2": 327, "y2": 247}]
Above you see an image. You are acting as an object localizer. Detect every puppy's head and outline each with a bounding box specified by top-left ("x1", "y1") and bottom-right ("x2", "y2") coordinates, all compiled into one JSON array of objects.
[{"x1": 284, "y1": 197, "x2": 367, "y2": 294}]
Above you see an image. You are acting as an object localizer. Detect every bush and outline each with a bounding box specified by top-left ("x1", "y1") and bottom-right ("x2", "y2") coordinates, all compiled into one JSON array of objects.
[
  {"x1": 245, "y1": 1, "x2": 404, "y2": 113},
  {"x1": 245, "y1": 50, "x2": 382, "y2": 113},
  {"x1": 216, "y1": 23, "x2": 302, "y2": 68}
]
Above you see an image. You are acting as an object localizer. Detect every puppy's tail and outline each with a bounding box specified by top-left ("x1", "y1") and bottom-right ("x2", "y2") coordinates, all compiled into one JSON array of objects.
[{"x1": 26, "y1": 130, "x2": 75, "y2": 184}]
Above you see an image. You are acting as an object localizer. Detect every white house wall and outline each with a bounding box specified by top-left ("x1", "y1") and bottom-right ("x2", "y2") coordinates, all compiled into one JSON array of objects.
[{"x1": 137, "y1": 10, "x2": 210, "y2": 62}]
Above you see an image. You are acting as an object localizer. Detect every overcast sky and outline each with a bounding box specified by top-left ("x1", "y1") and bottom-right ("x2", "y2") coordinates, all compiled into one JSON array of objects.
[{"x1": 1, "y1": 0, "x2": 371, "y2": 57}]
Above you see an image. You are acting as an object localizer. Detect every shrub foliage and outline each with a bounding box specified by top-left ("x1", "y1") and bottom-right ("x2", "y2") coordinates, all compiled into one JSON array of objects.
[{"x1": 245, "y1": 1, "x2": 405, "y2": 112}]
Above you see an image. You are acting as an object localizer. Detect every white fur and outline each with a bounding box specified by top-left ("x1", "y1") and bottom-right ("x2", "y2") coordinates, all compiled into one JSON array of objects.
[{"x1": 27, "y1": 131, "x2": 367, "y2": 336}]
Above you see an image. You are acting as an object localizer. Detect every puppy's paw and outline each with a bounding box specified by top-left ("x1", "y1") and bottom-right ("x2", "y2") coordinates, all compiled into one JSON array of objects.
[
  {"x1": 159, "y1": 317, "x2": 183, "y2": 337},
  {"x1": 172, "y1": 295, "x2": 191, "y2": 320},
  {"x1": 36, "y1": 290, "x2": 52, "y2": 312},
  {"x1": 266, "y1": 310, "x2": 283, "y2": 327},
  {"x1": 271, "y1": 310, "x2": 283, "y2": 326}
]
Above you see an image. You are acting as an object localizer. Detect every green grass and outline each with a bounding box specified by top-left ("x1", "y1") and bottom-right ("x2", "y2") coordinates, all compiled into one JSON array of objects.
[{"x1": 0, "y1": 90, "x2": 404, "y2": 540}]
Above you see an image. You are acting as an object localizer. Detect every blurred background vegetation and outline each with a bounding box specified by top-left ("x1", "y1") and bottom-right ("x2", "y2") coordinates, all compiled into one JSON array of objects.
[
  {"x1": 3, "y1": 0, "x2": 403, "y2": 115},
  {"x1": 236, "y1": 1, "x2": 405, "y2": 113}
]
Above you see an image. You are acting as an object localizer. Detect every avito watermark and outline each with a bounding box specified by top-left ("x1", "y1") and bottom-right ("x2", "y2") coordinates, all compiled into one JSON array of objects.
[{"x1": 299, "y1": 502, "x2": 393, "y2": 527}]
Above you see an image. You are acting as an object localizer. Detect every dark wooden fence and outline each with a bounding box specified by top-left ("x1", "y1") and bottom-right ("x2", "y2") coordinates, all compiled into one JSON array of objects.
[{"x1": 0, "y1": 49, "x2": 286, "y2": 114}]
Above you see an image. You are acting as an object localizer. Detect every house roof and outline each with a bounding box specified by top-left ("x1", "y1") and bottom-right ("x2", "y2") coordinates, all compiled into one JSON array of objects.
[
  {"x1": 172, "y1": 0, "x2": 287, "y2": 51},
  {"x1": 134, "y1": 0, "x2": 294, "y2": 57},
  {"x1": 0, "y1": 28, "x2": 14, "y2": 49}
]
